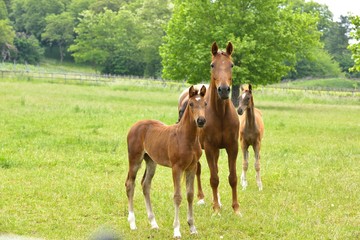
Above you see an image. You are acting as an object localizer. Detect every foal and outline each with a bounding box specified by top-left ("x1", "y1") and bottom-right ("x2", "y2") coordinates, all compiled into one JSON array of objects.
[
  {"x1": 177, "y1": 84, "x2": 209, "y2": 123},
  {"x1": 125, "y1": 85, "x2": 207, "y2": 238},
  {"x1": 237, "y1": 84, "x2": 264, "y2": 190}
]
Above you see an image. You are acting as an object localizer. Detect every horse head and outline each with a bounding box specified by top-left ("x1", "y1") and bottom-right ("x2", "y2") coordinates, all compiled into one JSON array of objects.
[
  {"x1": 237, "y1": 84, "x2": 253, "y2": 115},
  {"x1": 188, "y1": 85, "x2": 207, "y2": 128},
  {"x1": 211, "y1": 42, "x2": 234, "y2": 100}
]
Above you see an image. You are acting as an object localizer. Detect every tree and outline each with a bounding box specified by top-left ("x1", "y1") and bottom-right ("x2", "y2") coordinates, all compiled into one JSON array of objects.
[
  {"x1": 0, "y1": 19, "x2": 15, "y2": 61},
  {"x1": 323, "y1": 16, "x2": 355, "y2": 76},
  {"x1": 160, "y1": 0, "x2": 321, "y2": 105},
  {"x1": 287, "y1": 47, "x2": 341, "y2": 79},
  {"x1": 69, "y1": 9, "x2": 143, "y2": 75},
  {"x1": 10, "y1": 0, "x2": 69, "y2": 39},
  {"x1": 348, "y1": 16, "x2": 360, "y2": 72},
  {"x1": 13, "y1": 32, "x2": 44, "y2": 64},
  {"x1": 0, "y1": 0, "x2": 8, "y2": 20},
  {"x1": 136, "y1": 0, "x2": 172, "y2": 77},
  {"x1": 42, "y1": 12, "x2": 74, "y2": 62},
  {"x1": 88, "y1": 0, "x2": 125, "y2": 13}
]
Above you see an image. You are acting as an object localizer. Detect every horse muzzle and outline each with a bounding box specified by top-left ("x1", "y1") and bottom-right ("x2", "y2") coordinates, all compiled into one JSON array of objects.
[
  {"x1": 196, "y1": 117, "x2": 206, "y2": 128},
  {"x1": 237, "y1": 107, "x2": 244, "y2": 115},
  {"x1": 217, "y1": 85, "x2": 230, "y2": 100}
]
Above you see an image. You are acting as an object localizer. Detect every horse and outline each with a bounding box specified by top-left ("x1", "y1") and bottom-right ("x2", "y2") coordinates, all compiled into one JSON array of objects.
[
  {"x1": 125, "y1": 85, "x2": 207, "y2": 238},
  {"x1": 237, "y1": 84, "x2": 264, "y2": 191},
  {"x1": 177, "y1": 84, "x2": 209, "y2": 123},
  {"x1": 177, "y1": 42, "x2": 240, "y2": 214}
]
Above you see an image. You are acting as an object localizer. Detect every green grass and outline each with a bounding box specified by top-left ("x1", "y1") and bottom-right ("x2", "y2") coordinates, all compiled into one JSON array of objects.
[
  {"x1": 0, "y1": 59, "x2": 96, "y2": 74},
  {"x1": 273, "y1": 78, "x2": 360, "y2": 90},
  {"x1": 1, "y1": 79, "x2": 359, "y2": 239}
]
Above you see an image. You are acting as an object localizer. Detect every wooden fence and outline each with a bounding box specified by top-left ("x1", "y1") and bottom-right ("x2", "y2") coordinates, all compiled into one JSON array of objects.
[
  {"x1": 0, "y1": 70, "x2": 188, "y2": 90},
  {"x1": 1, "y1": 70, "x2": 359, "y2": 97}
]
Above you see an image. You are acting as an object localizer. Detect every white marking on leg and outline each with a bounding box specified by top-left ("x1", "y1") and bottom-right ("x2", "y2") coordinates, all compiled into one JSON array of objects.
[
  {"x1": 174, "y1": 226, "x2": 181, "y2": 238},
  {"x1": 128, "y1": 211, "x2": 137, "y2": 230},
  {"x1": 241, "y1": 171, "x2": 248, "y2": 190},
  {"x1": 197, "y1": 199, "x2": 205, "y2": 205},
  {"x1": 256, "y1": 173, "x2": 263, "y2": 191},
  {"x1": 217, "y1": 192, "x2": 222, "y2": 207}
]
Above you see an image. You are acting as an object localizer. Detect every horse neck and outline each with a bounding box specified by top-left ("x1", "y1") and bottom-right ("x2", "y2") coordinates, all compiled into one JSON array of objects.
[
  {"x1": 245, "y1": 97, "x2": 256, "y2": 128},
  {"x1": 178, "y1": 105, "x2": 198, "y2": 141}
]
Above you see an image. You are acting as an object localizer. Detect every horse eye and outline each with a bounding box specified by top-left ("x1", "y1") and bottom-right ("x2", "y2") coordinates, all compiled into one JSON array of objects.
[
  {"x1": 210, "y1": 63, "x2": 214, "y2": 68},
  {"x1": 231, "y1": 63, "x2": 234, "y2": 68},
  {"x1": 189, "y1": 102, "x2": 194, "y2": 107},
  {"x1": 205, "y1": 102, "x2": 208, "y2": 106}
]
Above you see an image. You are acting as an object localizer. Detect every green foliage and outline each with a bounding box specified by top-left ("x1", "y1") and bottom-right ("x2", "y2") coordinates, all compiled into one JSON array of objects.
[
  {"x1": 10, "y1": 0, "x2": 69, "y2": 39},
  {"x1": 88, "y1": 0, "x2": 124, "y2": 13},
  {"x1": 349, "y1": 16, "x2": 360, "y2": 72},
  {"x1": 323, "y1": 16, "x2": 356, "y2": 76},
  {"x1": 0, "y1": 0, "x2": 8, "y2": 20},
  {"x1": 286, "y1": 1, "x2": 354, "y2": 78},
  {"x1": 287, "y1": 47, "x2": 342, "y2": 79},
  {"x1": 161, "y1": 0, "x2": 321, "y2": 85},
  {"x1": 1, "y1": 80, "x2": 359, "y2": 239},
  {"x1": 136, "y1": 0, "x2": 172, "y2": 77},
  {"x1": 13, "y1": 32, "x2": 44, "y2": 64},
  {"x1": 69, "y1": 9, "x2": 143, "y2": 74},
  {"x1": 42, "y1": 12, "x2": 75, "y2": 62},
  {"x1": 0, "y1": 19, "x2": 15, "y2": 61}
]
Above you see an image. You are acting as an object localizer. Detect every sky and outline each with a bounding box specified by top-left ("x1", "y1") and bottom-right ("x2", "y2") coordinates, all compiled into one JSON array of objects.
[{"x1": 310, "y1": 0, "x2": 360, "y2": 21}]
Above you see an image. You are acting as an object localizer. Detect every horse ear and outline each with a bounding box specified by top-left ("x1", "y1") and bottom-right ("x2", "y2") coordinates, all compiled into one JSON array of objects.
[
  {"x1": 200, "y1": 85, "x2": 206, "y2": 97},
  {"x1": 189, "y1": 85, "x2": 196, "y2": 98},
  {"x1": 248, "y1": 84, "x2": 252, "y2": 92},
  {"x1": 226, "y1": 42, "x2": 233, "y2": 56},
  {"x1": 211, "y1": 42, "x2": 218, "y2": 56}
]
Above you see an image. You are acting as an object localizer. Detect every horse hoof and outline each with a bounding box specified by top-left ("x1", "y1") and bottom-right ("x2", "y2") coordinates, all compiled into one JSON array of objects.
[
  {"x1": 197, "y1": 199, "x2": 205, "y2": 205},
  {"x1": 212, "y1": 208, "x2": 221, "y2": 217},
  {"x1": 190, "y1": 226, "x2": 198, "y2": 235},
  {"x1": 151, "y1": 225, "x2": 159, "y2": 230},
  {"x1": 129, "y1": 223, "x2": 137, "y2": 230},
  {"x1": 173, "y1": 233, "x2": 181, "y2": 239},
  {"x1": 235, "y1": 209, "x2": 243, "y2": 217}
]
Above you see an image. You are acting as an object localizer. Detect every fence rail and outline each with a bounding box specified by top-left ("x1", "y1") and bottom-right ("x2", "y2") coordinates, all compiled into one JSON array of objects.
[
  {"x1": 0, "y1": 70, "x2": 189, "y2": 89},
  {"x1": 1, "y1": 70, "x2": 359, "y2": 96}
]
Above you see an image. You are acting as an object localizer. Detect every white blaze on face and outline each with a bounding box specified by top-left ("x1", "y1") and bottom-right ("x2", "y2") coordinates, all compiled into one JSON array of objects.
[
  {"x1": 195, "y1": 97, "x2": 201, "y2": 101},
  {"x1": 242, "y1": 92, "x2": 246, "y2": 99}
]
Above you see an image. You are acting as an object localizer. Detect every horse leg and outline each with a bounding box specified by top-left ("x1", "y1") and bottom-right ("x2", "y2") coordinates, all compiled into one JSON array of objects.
[
  {"x1": 241, "y1": 142, "x2": 249, "y2": 190},
  {"x1": 196, "y1": 161, "x2": 205, "y2": 204},
  {"x1": 226, "y1": 144, "x2": 240, "y2": 214},
  {"x1": 253, "y1": 143, "x2": 263, "y2": 191},
  {"x1": 125, "y1": 151, "x2": 144, "y2": 230},
  {"x1": 186, "y1": 166, "x2": 198, "y2": 235},
  {"x1": 172, "y1": 166, "x2": 183, "y2": 238},
  {"x1": 142, "y1": 154, "x2": 159, "y2": 229},
  {"x1": 204, "y1": 147, "x2": 221, "y2": 213}
]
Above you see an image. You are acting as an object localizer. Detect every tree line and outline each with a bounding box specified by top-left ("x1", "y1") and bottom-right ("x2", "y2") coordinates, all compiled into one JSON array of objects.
[{"x1": 1, "y1": 0, "x2": 360, "y2": 86}]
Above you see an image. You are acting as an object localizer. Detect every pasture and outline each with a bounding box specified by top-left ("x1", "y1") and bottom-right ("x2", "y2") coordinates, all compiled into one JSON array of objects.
[{"x1": 0, "y1": 79, "x2": 359, "y2": 239}]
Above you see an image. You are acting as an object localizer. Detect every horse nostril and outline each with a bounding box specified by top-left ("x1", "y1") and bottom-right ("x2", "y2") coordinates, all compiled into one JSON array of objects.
[
  {"x1": 217, "y1": 87, "x2": 222, "y2": 93},
  {"x1": 197, "y1": 118, "x2": 206, "y2": 126},
  {"x1": 237, "y1": 108, "x2": 243, "y2": 115},
  {"x1": 227, "y1": 86, "x2": 230, "y2": 93}
]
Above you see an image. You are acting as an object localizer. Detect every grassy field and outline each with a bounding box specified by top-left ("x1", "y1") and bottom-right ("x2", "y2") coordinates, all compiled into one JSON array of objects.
[{"x1": 1, "y1": 79, "x2": 359, "y2": 239}]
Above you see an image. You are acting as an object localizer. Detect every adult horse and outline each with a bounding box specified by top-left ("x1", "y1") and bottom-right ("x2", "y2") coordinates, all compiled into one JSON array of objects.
[
  {"x1": 237, "y1": 84, "x2": 264, "y2": 190},
  {"x1": 125, "y1": 85, "x2": 207, "y2": 238},
  {"x1": 178, "y1": 42, "x2": 240, "y2": 214}
]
